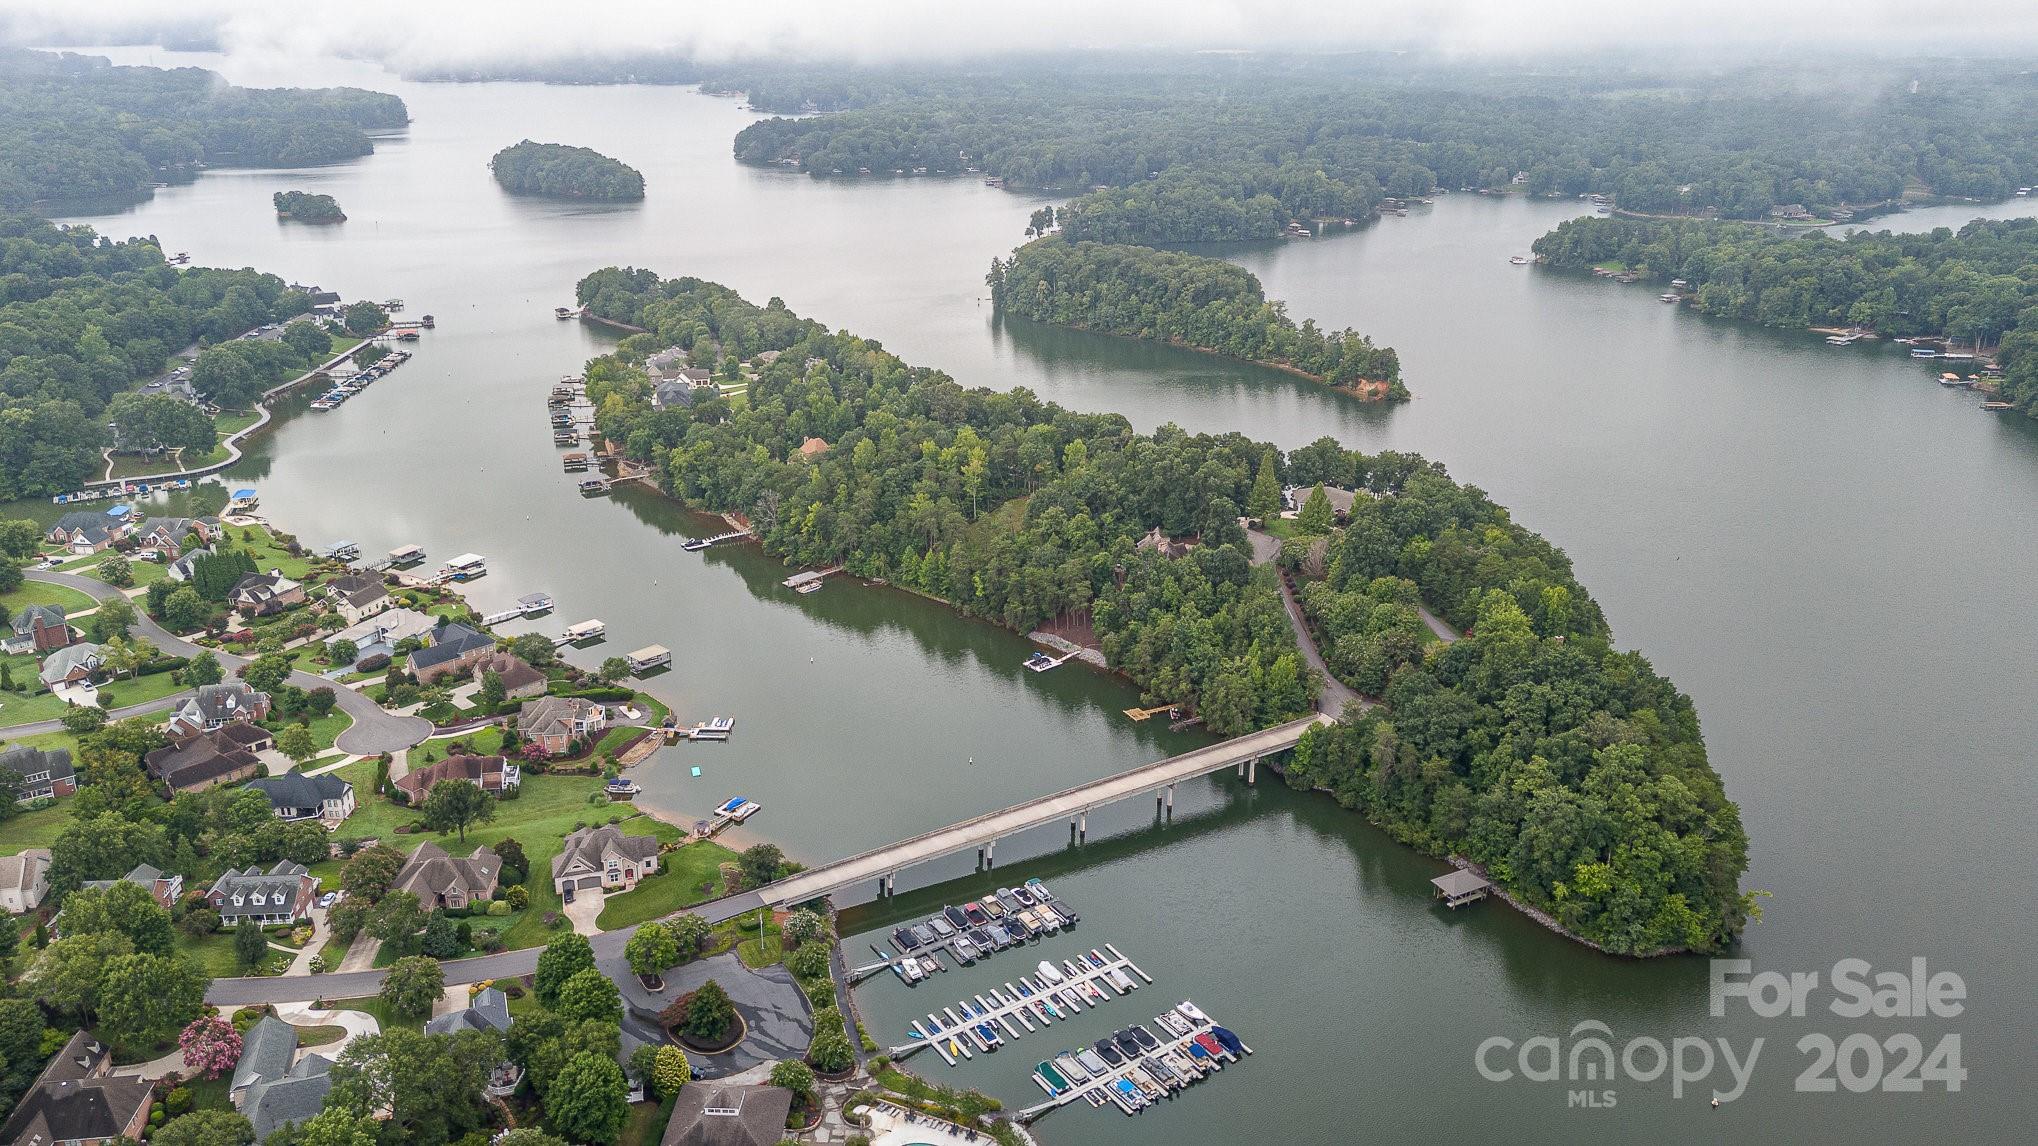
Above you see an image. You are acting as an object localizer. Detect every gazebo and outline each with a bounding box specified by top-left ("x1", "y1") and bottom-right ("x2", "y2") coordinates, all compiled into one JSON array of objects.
[{"x1": 1431, "y1": 869, "x2": 1492, "y2": 909}]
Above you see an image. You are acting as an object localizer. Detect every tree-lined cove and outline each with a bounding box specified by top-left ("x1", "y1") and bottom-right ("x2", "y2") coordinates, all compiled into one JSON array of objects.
[{"x1": 0, "y1": 44, "x2": 2030, "y2": 1146}]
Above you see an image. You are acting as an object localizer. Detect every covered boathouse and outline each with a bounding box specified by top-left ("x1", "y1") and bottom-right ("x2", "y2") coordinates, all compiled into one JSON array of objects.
[{"x1": 1431, "y1": 869, "x2": 1492, "y2": 909}]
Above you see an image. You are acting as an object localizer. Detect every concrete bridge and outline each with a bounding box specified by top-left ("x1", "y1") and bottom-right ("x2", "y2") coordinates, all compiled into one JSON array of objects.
[{"x1": 757, "y1": 713, "x2": 1332, "y2": 906}]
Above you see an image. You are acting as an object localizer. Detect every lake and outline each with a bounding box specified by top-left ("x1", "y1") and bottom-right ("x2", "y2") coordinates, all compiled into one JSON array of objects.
[{"x1": 57, "y1": 47, "x2": 2037, "y2": 1143}]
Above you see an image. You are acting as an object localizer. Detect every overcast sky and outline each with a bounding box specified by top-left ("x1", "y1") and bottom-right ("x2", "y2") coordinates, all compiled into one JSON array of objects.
[{"x1": 7, "y1": 0, "x2": 2038, "y2": 69}]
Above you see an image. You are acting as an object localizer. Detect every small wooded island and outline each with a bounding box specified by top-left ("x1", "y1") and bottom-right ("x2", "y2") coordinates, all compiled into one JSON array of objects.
[
  {"x1": 989, "y1": 237, "x2": 1408, "y2": 400},
  {"x1": 489, "y1": 140, "x2": 645, "y2": 201},
  {"x1": 272, "y1": 189, "x2": 345, "y2": 222}
]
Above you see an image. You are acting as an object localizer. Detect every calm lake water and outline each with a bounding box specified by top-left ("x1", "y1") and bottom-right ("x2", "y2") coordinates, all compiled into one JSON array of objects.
[{"x1": 57, "y1": 47, "x2": 2038, "y2": 1143}]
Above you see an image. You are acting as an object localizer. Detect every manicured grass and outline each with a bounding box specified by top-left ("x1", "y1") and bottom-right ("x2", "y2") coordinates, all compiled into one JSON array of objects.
[
  {"x1": 0, "y1": 798, "x2": 74, "y2": 855},
  {"x1": 594, "y1": 839, "x2": 738, "y2": 930},
  {"x1": 0, "y1": 581, "x2": 98, "y2": 616},
  {"x1": 327, "y1": 995, "x2": 426, "y2": 1033}
]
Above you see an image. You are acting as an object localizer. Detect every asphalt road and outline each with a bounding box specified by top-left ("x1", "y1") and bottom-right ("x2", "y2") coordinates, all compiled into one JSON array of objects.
[{"x1": 24, "y1": 569, "x2": 430, "y2": 754}]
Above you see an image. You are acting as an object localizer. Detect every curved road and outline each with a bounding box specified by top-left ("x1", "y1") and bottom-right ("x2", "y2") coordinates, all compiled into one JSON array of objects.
[{"x1": 24, "y1": 569, "x2": 429, "y2": 755}]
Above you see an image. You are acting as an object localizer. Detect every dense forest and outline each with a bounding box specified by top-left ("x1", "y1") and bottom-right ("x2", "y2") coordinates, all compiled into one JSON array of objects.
[
  {"x1": 990, "y1": 237, "x2": 1405, "y2": 398},
  {"x1": 272, "y1": 189, "x2": 345, "y2": 222},
  {"x1": 0, "y1": 216, "x2": 328, "y2": 498},
  {"x1": 730, "y1": 61, "x2": 2038, "y2": 243},
  {"x1": 0, "y1": 48, "x2": 408, "y2": 209},
  {"x1": 489, "y1": 141, "x2": 646, "y2": 201},
  {"x1": 572, "y1": 267, "x2": 1750, "y2": 953},
  {"x1": 1534, "y1": 215, "x2": 2038, "y2": 417}
]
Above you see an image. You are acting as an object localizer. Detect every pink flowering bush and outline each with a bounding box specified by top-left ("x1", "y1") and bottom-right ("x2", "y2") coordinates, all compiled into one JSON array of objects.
[{"x1": 179, "y1": 1016, "x2": 243, "y2": 1079}]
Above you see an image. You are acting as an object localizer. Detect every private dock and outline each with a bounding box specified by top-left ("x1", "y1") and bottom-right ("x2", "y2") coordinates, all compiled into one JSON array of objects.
[
  {"x1": 1013, "y1": 996, "x2": 1252, "y2": 1122},
  {"x1": 681, "y1": 529, "x2": 751, "y2": 552},
  {"x1": 890, "y1": 944, "x2": 1153, "y2": 1069}
]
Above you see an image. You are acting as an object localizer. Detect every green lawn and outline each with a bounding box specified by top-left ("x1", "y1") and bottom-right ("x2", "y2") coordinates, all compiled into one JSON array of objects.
[
  {"x1": 0, "y1": 798, "x2": 74, "y2": 856},
  {"x1": 0, "y1": 581, "x2": 98, "y2": 616},
  {"x1": 594, "y1": 839, "x2": 737, "y2": 930}
]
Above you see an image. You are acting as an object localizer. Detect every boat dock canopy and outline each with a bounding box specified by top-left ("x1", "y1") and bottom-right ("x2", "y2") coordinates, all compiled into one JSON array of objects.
[{"x1": 1431, "y1": 870, "x2": 1492, "y2": 908}]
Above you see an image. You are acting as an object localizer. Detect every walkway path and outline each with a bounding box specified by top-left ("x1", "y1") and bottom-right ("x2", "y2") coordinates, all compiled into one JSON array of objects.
[
  {"x1": 1246, "y1": 527, "x2": 1366, "y2": 715},
  {"x1": 23, "y1": 570, "x2": 430, "y2": 755}
]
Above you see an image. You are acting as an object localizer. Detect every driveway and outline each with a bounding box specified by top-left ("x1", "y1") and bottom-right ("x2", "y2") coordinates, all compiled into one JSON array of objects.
[{"x1": 24, "y1": 569, "x2": 430, "y2": 754}]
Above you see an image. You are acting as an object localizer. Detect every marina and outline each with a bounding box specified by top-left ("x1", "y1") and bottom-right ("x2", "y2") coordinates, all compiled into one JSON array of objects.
[{"x1": 891, "y1": 941, "x2": 1151, "y2": 1070}]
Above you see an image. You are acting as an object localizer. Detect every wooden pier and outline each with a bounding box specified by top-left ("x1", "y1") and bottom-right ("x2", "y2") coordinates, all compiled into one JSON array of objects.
[{"x1": 889, "y1": 944, "x2": 1153, "y2": 1068}]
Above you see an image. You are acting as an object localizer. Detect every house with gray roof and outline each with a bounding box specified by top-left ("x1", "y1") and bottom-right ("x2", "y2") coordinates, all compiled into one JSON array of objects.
[
  {"x1": 203, "y1": 860, "x2": 317, "y2": 926},
  {"x1": 0, "y1": 1030, "x2": 154, "y2": 1146},
  {"x1": 0, "y1": 744, "x2": 76, "y2": 802},
  {"x1": 5, "y1": 603, "x2": 72, "y2": 655},
  {"x1": 165, "y1": 681, "x2": 271, "y2": 741},
  {"x1": 406, "y1": 621, "x2": 495, "y2": 683},
  {"x1": 232, "y1": 1016, "x2": 336, "y2": 1141},
  {"x1": 244, "y1": 770, "x2": 355, "y2": 824}
]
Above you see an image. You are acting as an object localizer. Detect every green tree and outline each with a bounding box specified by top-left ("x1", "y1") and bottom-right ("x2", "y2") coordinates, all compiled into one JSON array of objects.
[
  {"x1": 534, "y1": 932, "x2": 596, "y2": 1005},
  {"x1": 546, "y1": 1051, "x2": 629, "y2": 1144},
  {"x1": 276, "y1": 724, "x2": 318, "y2": 765},
  {"x1": 770, "y1": 1057, "x2": 815, "y2": 1098},
  {"x1": 557, "y1": 967, "x2": 623, "y2": 1023},
  {"x1": 97, "y1": 952, "x2": 205, "y2": 1049},
  {"x1": 1297, "y1": 484, "x2": 1334, "y2": 533},
  {"x1": 150, "y1": 1110, "x2": 256, "y2": 1146},
  {"x1": 625, "y1": 921, "x2": 678, "y2": 978},
  {"x1": 422, "y1": 777, "x2": 496, "y2": 842},
  {"x1": 380, "y1": 955, "x2": 445, "y2": 1021}
]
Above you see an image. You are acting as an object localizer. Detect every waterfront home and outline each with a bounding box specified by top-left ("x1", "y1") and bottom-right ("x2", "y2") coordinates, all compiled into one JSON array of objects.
[
  {"x1": 165, "y1": 681, "x2": 271, "y2": 741},
  {"x1": 407, "y1": 621, "x2": 495, "y2": 683},
  {"x1": 333, "y1": 606, "x2": 437, "y2": 653},
  {"x1": 324, "y1": 573, "x2": 392, "y2": 625},
  {"x1": 5, "y1": 603, "x2": 73, "y2": 655},
  {"x1": 424, "y1": 987, "x2": 523, "y2": 1095},
  {"x1": 80, "y1": 862, "x2": 183, "y2": 910},
  {"x1": 0, "y1": 848, "x2": 51, "y2": 913},
  {"x1": 38, "y1": 642, "x2": 102, "y2": 689},
  {"x1": 233, "y1": 1016, "x2": 335, "y2": 1140},
  {"x1": 394, "y1": 753, "x2": 520, "y2": 803},
  {"x1": 244, "y1": 769, "x2": 356, "y2": 825},
  {"x1": 165, "y1": 545, "x2": 213, "y2": 582},
  {"x1": 797, "y1": 436, "x2": 831, "y2": 459},
  {"x1": 144, "y1": 724, "x2": 273, "y2": 794},
  {"x1": 659, "y1": 1083, "x2": 794, "y2": 1146},
  {"x1": 230, "y1": 572, "x2": 306, "y2": 616},
  {"x1": 205, "y1": 860, "x2": 318, "y2": 926},
  {"x1": 0, "y1": 744, "x2": 78, "y2": 801},
  {"x1": 551, "y1": 823, "x2": 662, "y2": 896},
  {"x1": 516, "y1": 695, "x2": 607, "y2": 755},
  {"x1": 472, "y1": 650, "x2": 548, "y2": 699},
  {"x1": 0, "y1": 1031, "x2": 154, "y2": 1146},
  {"x1": 392, "y1": 840, "x2": 501, "y2": 909}
]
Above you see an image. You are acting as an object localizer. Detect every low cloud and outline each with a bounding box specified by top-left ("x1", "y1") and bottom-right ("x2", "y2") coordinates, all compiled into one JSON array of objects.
[{"x1": 8, "y1": 0, "x2": 2038, "y2": 71}]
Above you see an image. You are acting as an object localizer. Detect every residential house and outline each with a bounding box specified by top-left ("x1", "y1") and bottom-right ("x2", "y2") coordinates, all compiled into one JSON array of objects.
[
  {"x1": 165, "y1": 681, "x2": 271, "y2": 741},
  {"x1": 391, "y1": 840, "x2": 501, "y2": 909},
  {"x1": 165, "y1": 545, "x2": 213, "y2": 582},
  {"x1": 0, "y1": 744, "x2": 77, "y2": 801},
  {"x1": 797, "y1": 436, "x2": 830, "y2": 459},
  {"x1": 393, "y1": 754, "x2": 519, "y2": 804},
  {"x1": 0, "y1": 848, "x2": 51, "y2": 913},
  {"x1": 406, "y1": 621, "x2": 495, "y2": 683},
  {"x1": 144, "y1": 724, "x2": 273, "y2": 794},
  {"x1": 516, "y1": 695, "x2": 607, "y2": 755},
  {"x1": 4, "y1": 603, "x2": 73, "y2": 655},
  {"x1": 551, "y1": 824, "x2": 662, "y2": 896},
  {"x1": 230, "y1": 572, "x2": 306, "y2": 616},
  {"x1": 659, "y1": 1084, "x2": 794, "y2": 1146},
  {"x1": 0, "y1": 1031, "x2": 154, "y2": 1146},
  {"x1": 204, "y1": 860, "x2": 318, "y2": 926},
  {"x1": 324, "y1": 573, "x2": 391, "y2": 625},
  {"x1": 244, "y1": 770, "x2": 355, "y2": 825},
  {"x1": 38, "y1": 642, "x2": 102, "y2": 689},
  {"x1": 333, "y1": 606, "x2": 437, "y2": 653},
  {"x1": 471, "y1": 651, "x2": 548, "y2": 700},
  {"x1": 80, "y1": 863, "x2": 183, "y2": 911},
  {"x1": 232, "y1": 1016, "x2": 336, "y2": 1141},
  {"x1": 424, "y1": 987, "x2": 522, "y2": 1095}
]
